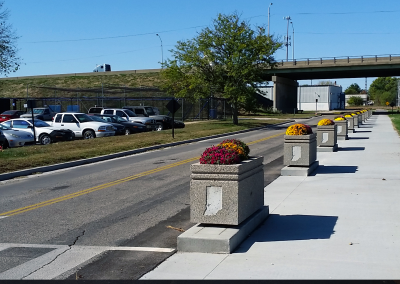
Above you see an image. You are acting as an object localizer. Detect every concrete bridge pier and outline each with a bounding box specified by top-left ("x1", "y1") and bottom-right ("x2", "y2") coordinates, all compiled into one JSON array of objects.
[{"x1": 272, "y1": 76, "x2": 298, "y2": 113}]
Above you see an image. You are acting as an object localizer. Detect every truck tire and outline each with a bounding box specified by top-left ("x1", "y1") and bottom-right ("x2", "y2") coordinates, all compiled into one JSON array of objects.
[{"x1": 83, "y1": 130, "x2": 96, "y2": 139}]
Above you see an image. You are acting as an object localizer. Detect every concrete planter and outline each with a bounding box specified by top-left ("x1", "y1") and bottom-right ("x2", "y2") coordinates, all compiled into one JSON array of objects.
[
  {"x1": 353, "y1": 114, "x2": 359, "y2": 128},
  {"x1": 358, "y1": 113, "x2": 363, "y2": 124},
  {"x1": 190, "y1": 156, "x2": 264, "y2": 226},
  {"x1": 347, "y1": 117, "x2": 355, "y2": 133},
  {"x1": 317, "y1": 125, "x2": 338, "y2": 152},
  {"x1": 335, "y1": 120, "x2": 348, "y2": 140},
  {"x1": 283, "y1": 133, "x2": 317, "y2": 167}
]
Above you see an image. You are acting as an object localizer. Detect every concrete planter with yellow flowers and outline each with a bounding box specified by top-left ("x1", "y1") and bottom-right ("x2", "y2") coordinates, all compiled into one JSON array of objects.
[
  {"x1": 281, "y1": 123, "x2": 318, "y2": 176},
  {"x1": 352, "y1": 114, "x2": 359, "y2": 128},
  {"x1": 358, "y1": 113, "x2": 363, "y2": 124},
  {"x1": 345, "y1": 115, "x2": 355, "y2": 133},
  {"x1": 317, "y1": 124, "x2": 338, "y2": 152},
  {"x1": 335, "y1": 119, "x2": 348, "y2": 140}
]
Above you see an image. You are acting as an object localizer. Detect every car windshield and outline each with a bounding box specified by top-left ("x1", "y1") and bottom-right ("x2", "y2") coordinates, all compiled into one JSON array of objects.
[
  {"x1": 28, "y1": 119, "x2": 50, "y2": 127},
  {"x1": 74, "y1": 113, "x2": 93, "y2": 123},
  {"x1": 144, "y1": 107, "x2": 156, "y2": 115},
  {"x1": 1, "y1": 111, "x2": 15, "y2": 115},
  {"x1": 113, "y1": 116, "x2": 127, "y2": 122},
  {"x1": 0, "y1": 124, "x2": 12, "y2": 130},
  {"x1": 124, "y1": 109, "x2": 137, "y2": 117},
  {"x1": 90, "y1": 116, "x2": 107, "y2": 123}
]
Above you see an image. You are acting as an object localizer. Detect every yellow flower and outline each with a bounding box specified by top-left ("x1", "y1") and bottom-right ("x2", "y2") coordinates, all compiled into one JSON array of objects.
[
  {"x1": 286, "y1": 124, "x2": 309, "y2": 135},
  {"x1": 317, "y1": 118, "x2": 335, "y2": 126}
]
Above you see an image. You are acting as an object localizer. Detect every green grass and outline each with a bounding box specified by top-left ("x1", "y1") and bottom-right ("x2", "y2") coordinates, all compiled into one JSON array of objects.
[
  {"x1": 388, "y1": 112, "x2": 400, "y2": 135},
  {"x1": 0, "y1": 119, "x2": 287, "y2": 174}
]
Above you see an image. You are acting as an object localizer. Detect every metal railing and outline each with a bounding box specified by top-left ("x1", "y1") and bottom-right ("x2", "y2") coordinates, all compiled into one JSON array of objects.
[{"x1": 274, "y1": 54, "x2": 400, "y2": 67}]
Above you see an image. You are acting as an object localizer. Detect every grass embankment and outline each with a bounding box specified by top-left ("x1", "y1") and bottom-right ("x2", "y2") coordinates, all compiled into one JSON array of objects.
[
  {"x1": 388, "y1": 112, "x2": 400, "y2": 135},
  {"x1": 0, "y1": 119, "x2": 287, "y2": 174}
]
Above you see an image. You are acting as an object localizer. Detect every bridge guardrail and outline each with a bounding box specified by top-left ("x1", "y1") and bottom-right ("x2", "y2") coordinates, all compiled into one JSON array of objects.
[{"x1": 274, "y1": 54, "x2": 400, "y2": 68}]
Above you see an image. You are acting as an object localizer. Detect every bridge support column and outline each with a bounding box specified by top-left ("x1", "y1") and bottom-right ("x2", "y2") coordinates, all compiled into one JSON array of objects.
[{"x1": 272, "y1": 76, "x2": 298, "y2": 113}]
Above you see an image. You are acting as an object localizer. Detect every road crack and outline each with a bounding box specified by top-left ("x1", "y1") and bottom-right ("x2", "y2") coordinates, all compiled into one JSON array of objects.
[{"x1": 22, "y1": 230, "x2": 86, "y2": 279}]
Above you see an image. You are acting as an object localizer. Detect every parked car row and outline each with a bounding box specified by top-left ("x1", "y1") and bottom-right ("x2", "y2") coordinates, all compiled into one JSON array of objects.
[{"x1": 0, "y1": 106, "x2": 185, "y2": 149}]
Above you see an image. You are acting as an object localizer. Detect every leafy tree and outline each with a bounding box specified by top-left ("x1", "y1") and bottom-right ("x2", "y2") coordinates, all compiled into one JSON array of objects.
[
  {"x1": 160, "y1": 13, "x2": 282, "y2": 125},
  {"x1": 347, "y1": 96, "x2": 364, "y2": 106},
  {"x1": 318, "y1": 80, "x2": 334, "y2": 85},
  {"x1": 345, "y1": 83, "x2": 362, "y2": 94},
  {"x1": 0, "y1": 1, "x2": 21, "y2": 75},
  {"x1": 369, "y1": 77, "x2": 398, "y2": 105}
]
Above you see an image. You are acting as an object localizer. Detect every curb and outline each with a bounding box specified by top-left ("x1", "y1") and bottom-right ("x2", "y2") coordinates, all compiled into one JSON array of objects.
[{"x1": 0, "y1": 120, "x2": 293, "y2": 182}]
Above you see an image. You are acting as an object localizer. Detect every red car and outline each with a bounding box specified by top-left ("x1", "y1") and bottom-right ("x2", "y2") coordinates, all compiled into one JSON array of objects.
[{"x1": 0, "y1": 110, "x2": 25, "y2": 123}]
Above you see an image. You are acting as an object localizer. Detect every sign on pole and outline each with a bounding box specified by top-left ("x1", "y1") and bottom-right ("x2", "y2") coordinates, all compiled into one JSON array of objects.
[{"x1": 166, "y1": 99, "x2": 181, "y2": 138}]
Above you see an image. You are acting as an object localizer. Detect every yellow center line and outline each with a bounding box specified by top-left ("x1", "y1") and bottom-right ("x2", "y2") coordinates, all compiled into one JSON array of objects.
[{"x1": 0, "y1": 132, "x2": 285, "y2": 217}]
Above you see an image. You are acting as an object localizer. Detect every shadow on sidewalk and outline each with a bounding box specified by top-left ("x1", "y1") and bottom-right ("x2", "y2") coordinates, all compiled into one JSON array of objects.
[
  {"x1": 354, "y1": 130, "x2": 372, "y2": 133},
  {"x1": 349, "y1": 137, "x2": 369, "y2": 139},
  {"x1": 338, "y1": 147, "x2": 365, "y2": 151},
  {"x1": 311, "y1": 165, "x2": 358, "y2": 175},
  {"x1": 235, "y1": 214, "x2": 338, "y2": 253}
]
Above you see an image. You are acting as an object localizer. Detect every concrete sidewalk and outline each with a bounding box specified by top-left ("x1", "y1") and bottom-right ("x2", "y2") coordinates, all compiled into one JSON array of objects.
[{"x1": 141, "y1": 113, "x2": 400, "y2": 280}]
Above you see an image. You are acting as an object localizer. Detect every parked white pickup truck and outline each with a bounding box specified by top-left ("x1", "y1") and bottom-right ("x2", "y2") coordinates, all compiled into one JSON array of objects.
[
  {"x1": 52, "y1": 112, "x2": 115, "y2": 139},
  {"x1": 100, "y1": 108, "x2": 157, "y2": 130}
]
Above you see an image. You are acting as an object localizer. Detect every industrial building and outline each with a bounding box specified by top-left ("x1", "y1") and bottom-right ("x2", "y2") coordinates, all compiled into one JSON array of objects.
[{"x1": 257, "y1": 85, "x2": 344, "y2": 112}]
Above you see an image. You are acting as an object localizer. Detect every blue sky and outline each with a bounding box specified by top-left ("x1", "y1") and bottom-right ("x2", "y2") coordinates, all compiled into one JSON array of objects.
[{"x1": 4, "y1": 0, "x2": 400, "y2": 90}]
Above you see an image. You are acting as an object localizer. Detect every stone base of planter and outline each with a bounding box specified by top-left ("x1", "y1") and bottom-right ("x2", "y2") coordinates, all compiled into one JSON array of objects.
[
  {"x1": 190, "y1": 156, "x2": 264, "y2": 226},
  {"x1": 317, "y1": 144, "x2": 338, "y2": 152},
  {"x1": 337, "y1": 135, "x2": 349, "y2": 140},
  {"x1": 177, "y1": 206, "x2": 269, "y2": 254},
  {"x1": 281, "y1": 160, "x2": 319, "y2": 176}
]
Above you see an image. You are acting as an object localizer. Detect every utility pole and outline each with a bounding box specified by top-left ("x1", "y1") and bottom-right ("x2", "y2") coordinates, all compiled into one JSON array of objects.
[
  {"x1": 283, "y1": 16, "x2": 291, "y2": 62},
  {"x1": 268, "y1": 3, "x2": 273, "y2": 36},
  {"x1": 290, "y1": 21, "x2": 294, "y2": 61}
]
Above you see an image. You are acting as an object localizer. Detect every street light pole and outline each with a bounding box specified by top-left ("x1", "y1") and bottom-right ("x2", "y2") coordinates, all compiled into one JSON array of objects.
[
  {"x1": 290, "y1": 21, "x2": 294, "y2": 61},
  {"x1": 283, "y1": 16, "x2": 291, "y2": 62},
  {"x1": 156, "y1": 34, "x2": 164, "y2": 69},
  {"x1": 268, "y1": 3, "x2": 273, "y2": 36}
]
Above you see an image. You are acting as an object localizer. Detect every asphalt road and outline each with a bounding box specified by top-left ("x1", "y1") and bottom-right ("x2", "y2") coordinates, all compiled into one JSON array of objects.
[{"x1": 0, "y1": 117, "x2": 321, "y2": 280}]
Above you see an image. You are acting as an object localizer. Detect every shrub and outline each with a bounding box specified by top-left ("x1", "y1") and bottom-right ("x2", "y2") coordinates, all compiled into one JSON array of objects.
[
  {"x1": 199, "y1": 146, "x2": 241, "y2": 165},
  {"x1": 219, "y1": 139, "x2": 250, "y2": 160},
  {"x1": 317, "y1": 118, "x2": 335, "y2": 126},
  {"x1": 200, "y1": 139, "x2": 250, "y2": 165},
  {"x1": 286, "y1": 123, "x2": 313, "y2": 135},
  {"x1": 347, "y1": 96, "x2": 364, "y2": 106}
]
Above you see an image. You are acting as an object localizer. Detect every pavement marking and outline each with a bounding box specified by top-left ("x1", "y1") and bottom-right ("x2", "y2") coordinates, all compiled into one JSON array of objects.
[
  {"x1": 0, "y1": 243, "x2": 175, "y2": 252},
  {"x1": 0, "y1": 132, "x2": 286, "y2": 217},
  {"x1": 0, "y1": 216, "x2": 8, "y2": 219}
]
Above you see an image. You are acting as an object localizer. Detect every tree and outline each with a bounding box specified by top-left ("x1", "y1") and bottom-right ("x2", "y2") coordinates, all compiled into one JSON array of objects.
[
  {"x1": 160, "y1": 13, "x2": 282, "y2": 125},
  {"x1": 0, "y1": 1, "x2": 20, "y2": 76},
  {"x1": 369, "y1": 77, "x2": 398, "y2": 105},
  {"x1": 347, "y1": 96, "x2": 364, "y2": 106},
  {"x1": 318, "y1": 80, "x2": 334, "y2": 85},
  {"x1": 345, "y1": 83, "x2": 362, "y2": 94}
]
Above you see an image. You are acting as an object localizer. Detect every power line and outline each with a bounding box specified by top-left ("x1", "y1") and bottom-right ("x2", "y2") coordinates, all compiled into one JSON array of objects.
[{"x1": 24, "y1": 25, "x2": 207, "y2": 44}]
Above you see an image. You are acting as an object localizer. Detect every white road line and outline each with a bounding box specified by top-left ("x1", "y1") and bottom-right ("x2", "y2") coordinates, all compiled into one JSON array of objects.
[
  {"x1": 0, "y1": 216, "x2": 8, "y2": 219},
  {"x1": 0, "y1": 243, "x2": 175, "y2": 252},
  {"x1": 0, "y1": 243, "x2": 175, "y2": 280}
]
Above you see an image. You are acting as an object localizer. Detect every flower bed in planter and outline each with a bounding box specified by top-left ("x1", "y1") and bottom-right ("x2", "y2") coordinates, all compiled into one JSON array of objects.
[
  {"x1": 316, "y1": 119, "x2": 338, "y2": 151},
  {"x1": 334, "y1": 116, "x2": 348, "y2": 140},
  {"x1": 282, "y1": 123, "x2": 318, "y2": 176},
  {"x1": 345, "y1": 114, "x2": 355, "y2": 132},
  {"x1": 190, "y1": 139, "x2": 264, "y2": 225}
]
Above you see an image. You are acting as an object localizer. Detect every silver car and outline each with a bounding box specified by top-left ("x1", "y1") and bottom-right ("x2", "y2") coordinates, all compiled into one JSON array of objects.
[{"x1": 0, "y1": 124, "x2": 34, "y2": 148}]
